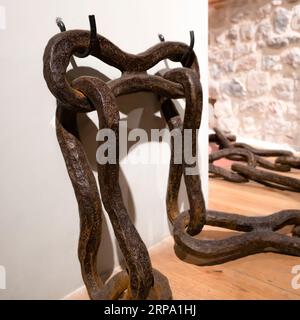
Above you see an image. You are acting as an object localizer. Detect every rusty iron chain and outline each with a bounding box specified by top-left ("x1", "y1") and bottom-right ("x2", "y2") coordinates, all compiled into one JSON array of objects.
[
  {"x1": 162, "y1": 101, "x2": 300, "y2": 265},
  {"x1": 43, "y1": 27, "x2": 200, "y2": 299},
  {"x1": 43, "y1": 23, "x2": 300, "y2": 299},
  {"x1": 209, "y1": 128, "x2": 300, "y2": 192}
]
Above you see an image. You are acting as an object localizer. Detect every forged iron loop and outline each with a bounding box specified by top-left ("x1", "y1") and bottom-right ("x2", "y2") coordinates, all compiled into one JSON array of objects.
[
  {"x1": 162, "y1": 97, "x2": 300, "y2": 263},
  {"x1": 276, "y1": 155, "x2": 300, "y2": 169},
  {"x1": 209, "y1": 128, "x2": 300, "y2": 191},
  {"x1": 160, "y1": 81, "x2": 300, "y2": 264},
  {"x1": 44, "y1": 24, "x2": 300, "y2": 294},
  {"x1": 71, "y1": 76, "x2": 154, "y2": 300},
  {"x1": 43, "y1": 30, "x2": 200, "y2": 112},
  {"x1": 213, "y1": 127, "x2": 293, "y2": 157},
  {"x1": 209, "y1": 147, "x2": 256, "y2": 183},
  {"x1": 44, "y1": 29, "x2": 201, "y2": 299},
  {"x1": 173, "y1": 210, "x2": 300, "y2": 265},
  {"x1": 161, "y1": 67, "x2": 206, "y2": 235},
  {"x1": 55, "y1": 76, "x2": 175, "y2": 300},
  {"x1": 232, "y1": 163, "x2": 300, "y2": 193}
]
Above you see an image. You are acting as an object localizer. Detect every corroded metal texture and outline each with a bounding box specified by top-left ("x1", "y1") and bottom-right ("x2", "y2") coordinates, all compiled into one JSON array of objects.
[
  {"x1": 173, "y1": 210, "x2": 300, "y2": 264},
  {"x1": 44, "y1": 26, "x2": 300, "y2": 299},
  {"x1": 209, "y1": 128, "x2": 300, "y2": 192},
  {"x1": 43, "y1": 28, "x2": 201, "y2": 300},
  {"x1": 56, "y1": 103, "x2": 103, "y2": 298},
  {"x1": 43, "y1": 30, "x2": 198, "y2": 112},
  {"x1": 209, "y1": 148, "x2": 256, "y2": 183},
  {"x1": 160, "y1": 92, "x2": 300, "y2": 265},
  {"x1": 162, "y1": 68, "x2": 206, "y2": 236},
  {"x1": 213, "y1": 127, "x2": 293, "y2": 157},
  {"x1": 232, "y1": 163, "x2": 300, "y2": 191},
  {"x1": 276, "y1": 155, "x2": 300, "y2": 169},
  {"x1": 72, "y1": 76, "x2": 153, "y2": 300}
]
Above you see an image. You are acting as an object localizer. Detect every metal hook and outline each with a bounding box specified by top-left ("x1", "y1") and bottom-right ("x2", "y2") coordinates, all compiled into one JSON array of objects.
[
  {"x1": 158, "y1": 34, "x2": 165, "y2": 42},
  {"x1": 181, "y1": 30, "x2": 195, "y2": 67},
  {"x1": 75, "y1": 15, "x2": 101, "y2": 58},
  {"x1": 56, "y1": 17, "x2": 66, "y2": 32}
]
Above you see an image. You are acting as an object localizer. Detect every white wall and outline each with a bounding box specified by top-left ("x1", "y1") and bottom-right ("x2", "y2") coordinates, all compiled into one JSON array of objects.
[{"x1": 0, "y1": 0, "x2": 208, "y2": 299}]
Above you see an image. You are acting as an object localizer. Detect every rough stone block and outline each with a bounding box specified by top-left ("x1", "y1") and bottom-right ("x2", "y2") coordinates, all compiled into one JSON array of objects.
[
  {"x1": 233, "y1": 43, "x2": 255, "y2": 59},
  {"x1": 222, "y1": 79, "x2": 246, "y2": 97},
  {"x1": 262, "y1": 55, "x2": 282, "y2": 71},
  {"x1": 246, "y1": 71, "x2": 270, "y2": 96},
  {"x1": 282, "y1": 48, "x2": 300, "y2": 68},
  {"x1": 274, "y1": 7, "x2": 290, "y2": 33},
  {"x1": 235, "y1": 54, "x2": 258, "y2": 72},
  {"x1": 291, "y1": 5, "x2": 300, "y2": 31},
  {"x1": 273, "y1": 78, "x2": 295, "y2": 100},
  {"x1": 240, "y1": 23, "x2": 256, "y2": 41}
]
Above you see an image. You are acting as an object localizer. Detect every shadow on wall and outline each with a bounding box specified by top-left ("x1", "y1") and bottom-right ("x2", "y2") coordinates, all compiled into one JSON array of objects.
[{"x1": 66, "y1": 65, "x2": 190, "y2": 281}]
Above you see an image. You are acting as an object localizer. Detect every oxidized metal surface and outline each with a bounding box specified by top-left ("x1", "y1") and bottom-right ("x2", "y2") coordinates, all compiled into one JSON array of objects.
[
  {"x1": 162, "y1": 67, "x2": 206, "y2": 236},
  {"x1": 43, "y1": 29, "x2": 200, "y2": 300},
  {"x1": 43, "y1": 30, "x2": 198, "y2": 112},
  {"x1": 209, "y1": 128, "x2": 300, "y2": 192},
  {"x1": 71, "y1": 76, "x2": 153, "y2": 300},
  {"x1": 173, "y1": 210, "x2": 300, "y2": 264},
  {"x1": 44, "y1": 26, "x2": 300, "y2": 299},
  {"x1": 56, "y1": 102, "x2": 103, "y2": 298},
  {"x1": 276, "y1": 155, "x2": 300, "y2": 169},
  {"x1": 160, "y1": 85, "x2": 300, "y2": 265},
  {"x1": 209, "y1": 148, "x2": 256, "y2": 183}
]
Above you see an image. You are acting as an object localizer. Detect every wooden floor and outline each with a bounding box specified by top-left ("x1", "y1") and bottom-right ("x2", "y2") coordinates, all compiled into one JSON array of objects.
[{"x1": 66, "y1": 167, "x2": 300, "y2": 300}]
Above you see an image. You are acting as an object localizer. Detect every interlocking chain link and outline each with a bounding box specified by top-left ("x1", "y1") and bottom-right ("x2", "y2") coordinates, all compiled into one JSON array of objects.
[{"x1": 43, "y1": 29, "x2": 201, "y2": 300}]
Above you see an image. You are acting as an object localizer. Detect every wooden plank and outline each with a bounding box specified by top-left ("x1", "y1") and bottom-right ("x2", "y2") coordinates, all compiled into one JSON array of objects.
[{"x1": 150, "y1": 238, "x2": 300, "y2": 300}]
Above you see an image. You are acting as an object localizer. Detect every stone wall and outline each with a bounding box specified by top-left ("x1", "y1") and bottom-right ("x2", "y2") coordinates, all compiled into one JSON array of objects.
[{"x1": 209, "y1": 0, "x2": 300, "y2": 150}]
